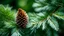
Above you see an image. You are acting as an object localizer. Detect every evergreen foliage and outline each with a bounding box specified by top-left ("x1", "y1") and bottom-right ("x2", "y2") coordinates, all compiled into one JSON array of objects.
[{"x1": 0, "y1": 0, "x2": 64, "y2": 36}]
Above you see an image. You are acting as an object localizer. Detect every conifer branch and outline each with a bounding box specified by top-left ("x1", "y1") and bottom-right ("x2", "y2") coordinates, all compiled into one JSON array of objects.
[
  {"x1": 50, "y1": 6, "x2": 61, "y2": 16},
  {"x1": 41, "y1": 5, "x2": 61, "y2": 22}
]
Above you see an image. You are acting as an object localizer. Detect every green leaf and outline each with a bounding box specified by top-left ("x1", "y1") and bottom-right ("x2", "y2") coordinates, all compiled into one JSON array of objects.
[
  {"x1": 0, "y1": 5, "x2": 15, "y2": 21},
  {"x1": 0, "y1": 5, "x2": 16, "y2": 28},
  {"x1": 42, "y1": 20, "x2": 46, "y2": 30},
  {"x1": 47, "y1": 16, "x2": 59, "y2": 31},
  {"x1": 31, "y1": 24, "x2": 37, "y2": 30},
  {"x1": 37, "y1": 21, "x2": 42, "y2": 29},
  {"x1": 32, "y1": 3, "x2": 42, "y2": 8},
  {"x1": 4, "y1": 21, "x2": 16, "y2": 28},
  {"x1": 53, "y1": 12, "x2": 64, "y2": 20},
  {"x1": 11, "y1": 28, "x2": 22, "y2": 36}
]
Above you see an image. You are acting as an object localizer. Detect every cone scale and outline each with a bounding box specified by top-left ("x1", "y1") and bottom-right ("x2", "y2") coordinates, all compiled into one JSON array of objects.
[{"x1": 16, "y1": 8, "x2": 28, "y2": 28}]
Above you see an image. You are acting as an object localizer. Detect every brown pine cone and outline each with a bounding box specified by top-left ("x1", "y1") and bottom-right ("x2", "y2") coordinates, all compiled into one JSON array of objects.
[{"x1": 16, "y1": 8, "x2": 28, "y2": 28}]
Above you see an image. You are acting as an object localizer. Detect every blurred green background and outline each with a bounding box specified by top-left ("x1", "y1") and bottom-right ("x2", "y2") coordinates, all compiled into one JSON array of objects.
[{"x1": 0, "y1": 0, "x2": 34, "y2": 12}]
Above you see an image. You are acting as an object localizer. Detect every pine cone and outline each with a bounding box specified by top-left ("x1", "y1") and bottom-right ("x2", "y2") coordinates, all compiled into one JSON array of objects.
[{"x1": 16, "y1": 8, "x2": 28, "y2": 28}]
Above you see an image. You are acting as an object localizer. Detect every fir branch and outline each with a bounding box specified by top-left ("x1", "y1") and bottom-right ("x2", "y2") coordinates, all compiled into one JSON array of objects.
[
  {"x1": 41, "y1": 6, "x2": 61, "y2": 22},
  {"x1": 50, "y1": 6, "x2": 61, "y2": 16}
]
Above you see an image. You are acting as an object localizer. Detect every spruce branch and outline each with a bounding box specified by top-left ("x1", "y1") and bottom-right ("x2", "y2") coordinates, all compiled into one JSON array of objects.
[
  {"x1": 50, "y1": 5, "x2": 61, "y2": 16},
  {"x1": 41, "y1": 5, "x2": 61, "y2": 22},
  {"x1": 30, "y1": 0, "x2": 63, "y2": 32}
]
